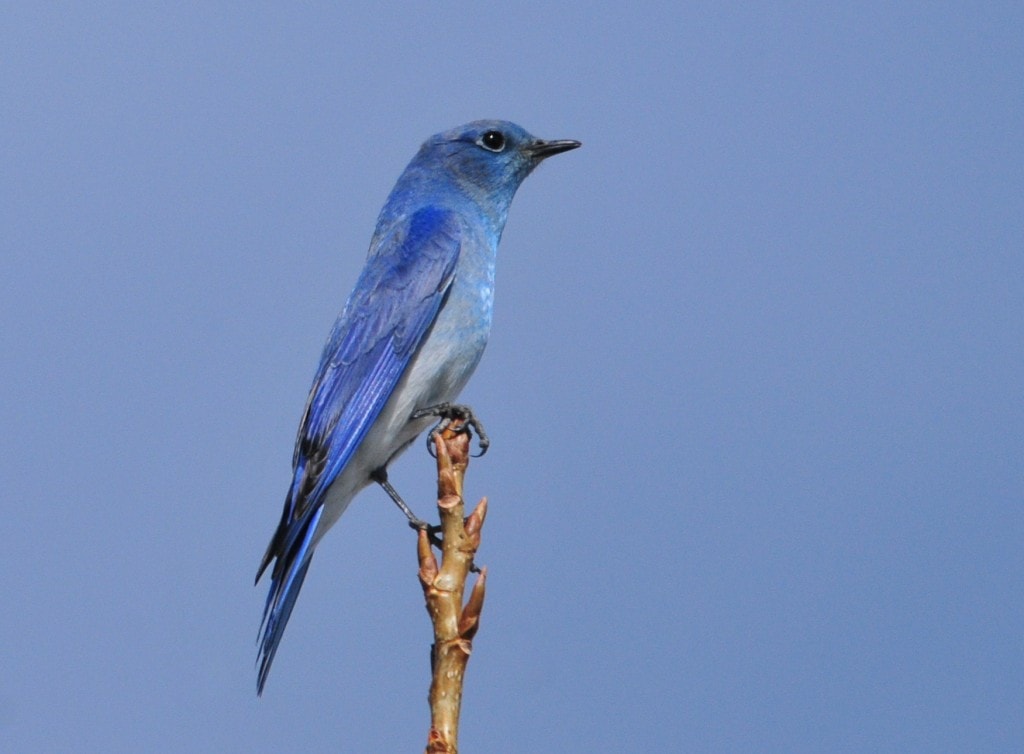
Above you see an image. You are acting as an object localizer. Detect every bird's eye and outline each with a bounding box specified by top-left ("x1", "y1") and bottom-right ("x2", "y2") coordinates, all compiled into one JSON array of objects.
[{"x1": 478, "y1": 130, "x2": 506, "y2": 152}]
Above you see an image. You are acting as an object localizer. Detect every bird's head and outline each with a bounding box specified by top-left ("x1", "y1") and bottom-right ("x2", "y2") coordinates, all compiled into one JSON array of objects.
[{"x1": 419, "y1": 120, "x2": 581, "y2": 208}]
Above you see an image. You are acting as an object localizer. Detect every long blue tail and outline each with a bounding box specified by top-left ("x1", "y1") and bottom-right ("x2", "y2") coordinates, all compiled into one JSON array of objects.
[{"x1": 256, "y1": 503, "x2": 324, "y2": 694}]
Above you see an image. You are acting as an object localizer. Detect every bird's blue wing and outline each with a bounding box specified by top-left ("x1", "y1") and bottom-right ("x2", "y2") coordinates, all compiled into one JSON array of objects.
[{"x1": 256, "y1": 206, "x2": 462, "y2": 692}]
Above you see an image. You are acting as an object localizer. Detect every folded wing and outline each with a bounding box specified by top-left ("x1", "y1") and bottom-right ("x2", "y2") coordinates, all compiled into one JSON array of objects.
[{"x1": 256, "y1": 206, "x2": 462, "y2": 692}]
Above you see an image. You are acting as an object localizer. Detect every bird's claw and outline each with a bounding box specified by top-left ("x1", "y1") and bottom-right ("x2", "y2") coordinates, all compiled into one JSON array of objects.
[
  {"x1": 413, "y1": 402, "x2": 490, "y2": 458},
  {"x1": 409, "y1": 518, "x2": 444, "y2": 549}
]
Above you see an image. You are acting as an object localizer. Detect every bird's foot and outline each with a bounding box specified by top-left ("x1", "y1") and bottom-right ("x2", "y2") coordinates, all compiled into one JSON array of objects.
[
  {"x1": 412, "y1": 402, "x2": 490, "y2": 458},
  {"x1": 370, "y1": 468, "x2": 444, "y2": 548},
  {"x1": 409, "y1": 518, "x2": 444, "y2": 549}
]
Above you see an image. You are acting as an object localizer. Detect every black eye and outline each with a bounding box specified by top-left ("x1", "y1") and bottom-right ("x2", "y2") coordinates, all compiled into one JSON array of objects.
[{"x1": 478, "y1": 130, "x2": 506, "y2": 152}]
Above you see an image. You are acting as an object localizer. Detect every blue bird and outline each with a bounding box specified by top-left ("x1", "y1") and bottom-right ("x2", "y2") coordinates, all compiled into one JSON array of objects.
[{"x1": 256, "y1": 120, "x2": 579, "y2": 693}]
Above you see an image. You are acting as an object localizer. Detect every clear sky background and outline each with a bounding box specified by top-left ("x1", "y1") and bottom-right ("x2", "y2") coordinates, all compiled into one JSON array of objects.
[{"x1": 2, "y1": 3, "x2": 1021, "y2": 752}]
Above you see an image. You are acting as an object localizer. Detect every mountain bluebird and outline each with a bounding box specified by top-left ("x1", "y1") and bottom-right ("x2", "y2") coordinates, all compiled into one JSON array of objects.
[{"x1": 256, "y1": 120, "x2": 579, "y2": 693}]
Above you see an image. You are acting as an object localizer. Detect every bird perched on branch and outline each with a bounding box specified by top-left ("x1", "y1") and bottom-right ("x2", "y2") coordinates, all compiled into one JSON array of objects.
[{"x1": 256, "y1": 120, "x2": 580, "y2": 693}]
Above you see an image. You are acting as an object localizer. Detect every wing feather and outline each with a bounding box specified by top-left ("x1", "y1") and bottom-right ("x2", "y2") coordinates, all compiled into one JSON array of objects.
[{"x1": 255, "y1": 206, "x2": 461, "y2": 692}]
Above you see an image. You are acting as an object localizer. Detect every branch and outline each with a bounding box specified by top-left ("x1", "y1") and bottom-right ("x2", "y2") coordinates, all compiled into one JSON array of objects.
[{"x1": 417, "y1": 421, "x2": 488, "y2": 754}]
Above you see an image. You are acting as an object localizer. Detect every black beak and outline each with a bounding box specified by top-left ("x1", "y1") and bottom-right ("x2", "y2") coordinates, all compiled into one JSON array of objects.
[{"x1": 527, "y1": 138, "x2": 582, "y2": 160}]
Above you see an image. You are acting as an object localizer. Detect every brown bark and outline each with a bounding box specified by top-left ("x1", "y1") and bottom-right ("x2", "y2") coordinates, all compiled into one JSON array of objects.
[{"x1": 418, "y1": 422, "x2": 488, "y2": 754}]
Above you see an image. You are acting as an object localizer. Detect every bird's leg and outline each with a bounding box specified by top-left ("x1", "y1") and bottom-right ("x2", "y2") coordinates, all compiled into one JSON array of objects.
[
  {"x1": 370, "y1": 468, "x2": 442, "y2": 547},
  {"x1": 412, "y1": 402, "x2": 490, "y2": 458}
]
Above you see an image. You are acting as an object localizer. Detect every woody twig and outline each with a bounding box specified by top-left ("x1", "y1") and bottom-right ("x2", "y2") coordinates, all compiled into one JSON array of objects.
[{"x1": 417, "y1": 420, "x2": 488, "y2": 754}]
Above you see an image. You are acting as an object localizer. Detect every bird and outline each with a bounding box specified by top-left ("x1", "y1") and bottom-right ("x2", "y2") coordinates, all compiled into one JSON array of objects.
[{"x1": 255, "y1": 120, "x2": 580, "y2": 693}]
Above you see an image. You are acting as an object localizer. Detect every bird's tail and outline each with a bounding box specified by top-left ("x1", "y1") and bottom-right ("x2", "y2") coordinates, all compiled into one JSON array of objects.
[{"x1": 255, "y1": 503, "x2": 324, "y2": 695}]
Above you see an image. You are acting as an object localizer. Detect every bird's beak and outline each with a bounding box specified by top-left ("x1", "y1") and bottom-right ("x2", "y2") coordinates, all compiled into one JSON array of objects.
[{"x1": 527, "y1": 138, "x2": 582, "y2": 160}]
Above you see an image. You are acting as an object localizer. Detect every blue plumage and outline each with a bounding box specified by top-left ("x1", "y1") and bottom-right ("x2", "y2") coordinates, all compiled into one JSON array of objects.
[{"x1": 256, "y1": 120, "x2": 579, "y2": 693}]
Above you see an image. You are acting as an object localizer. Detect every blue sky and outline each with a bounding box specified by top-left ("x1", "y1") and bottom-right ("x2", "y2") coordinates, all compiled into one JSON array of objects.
[{"x1": 2, "y1": 2, "x2": 1021, "y2": 751}]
